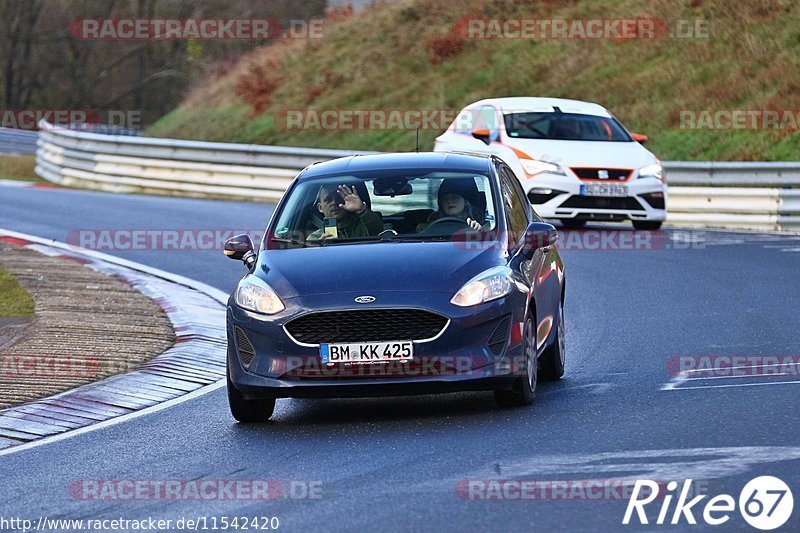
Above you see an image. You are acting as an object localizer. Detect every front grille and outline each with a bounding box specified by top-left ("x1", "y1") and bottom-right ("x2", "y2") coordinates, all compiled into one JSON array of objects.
[
  {"x1": 559, "y1": 196, "x2": 644, "y2": 211},
  {"x1": 285, "y1": 309, "x2": 448, "y2": 344},
  {"x1": 487, "y1": 317, "x2": 511, "y2": 356},
  {"x1": 571, "y1": 168, "x2": 632, "y2": 181},
  {"x1": 235, "y1": 326, "x2": 256, "y2": 368}
]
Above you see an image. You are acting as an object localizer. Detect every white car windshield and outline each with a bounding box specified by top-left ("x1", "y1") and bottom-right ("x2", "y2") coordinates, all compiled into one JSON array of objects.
[
  {"x1": 268, "y1": 171, "x2": 498, "y2": 247},
  {"x1": 504, "y1": 112, "x2": 632, "y2": 142}
]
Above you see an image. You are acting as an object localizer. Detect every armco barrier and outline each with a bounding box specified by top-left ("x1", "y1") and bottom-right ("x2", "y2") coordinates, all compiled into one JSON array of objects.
[
  {"x1": 0, "y1": 127, "x2": 38, "y2": 154},
  {"x1": 34, "y1": 121, "x2": 800, "y2": 232}
]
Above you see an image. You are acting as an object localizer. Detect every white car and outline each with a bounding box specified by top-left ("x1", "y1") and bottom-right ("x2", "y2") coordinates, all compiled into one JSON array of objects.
[{"x1": 434, "y1": 97, "x2": 667, "y2": 230}]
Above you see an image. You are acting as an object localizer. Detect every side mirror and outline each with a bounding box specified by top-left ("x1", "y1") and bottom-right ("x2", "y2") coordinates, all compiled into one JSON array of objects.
[
  {"x1": 471, "y1": 128, "x2": 491, "y2": 145},
  {"x1": 522, "y1": 222, "x2": 558, "y2": 257},
  {"x1": 224, "y1": 234, "x2": 257, "y2": 270},
  {"x1": 631, "y1": 133, "x2": 648, "y2": 144}
]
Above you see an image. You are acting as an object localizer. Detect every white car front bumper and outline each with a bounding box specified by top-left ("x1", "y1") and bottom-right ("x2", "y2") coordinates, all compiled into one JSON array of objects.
[{"x1": 522, "y1": 173, "x2": 667, "y2": 222}]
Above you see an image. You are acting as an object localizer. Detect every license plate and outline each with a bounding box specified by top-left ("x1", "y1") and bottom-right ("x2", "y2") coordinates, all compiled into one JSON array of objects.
[
  {"x1": 580, "y1": 184, "x2": 628, "y2": 197},
  {"x1": 320, "y1": 341, "x2": 413, "y2": 365}
]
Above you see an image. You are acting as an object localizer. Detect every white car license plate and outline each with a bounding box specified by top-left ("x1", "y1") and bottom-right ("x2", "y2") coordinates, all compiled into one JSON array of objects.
[
  {"x1": 580, "y1": 184, "x2": 628, "y2": 197},
  {"x1": 320, "y1": 341, "x2": 413, "y2": 364}
]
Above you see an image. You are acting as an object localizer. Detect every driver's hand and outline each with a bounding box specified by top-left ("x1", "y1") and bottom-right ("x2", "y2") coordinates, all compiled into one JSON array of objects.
[
  {"x1": 337, "y1": 184, "x2": 364, "y2": 213},
  {"x1": 466, "y1": 218, "x2": 481, "y2": 231},
  {"x1": 319, "y1": 233, "x2": 336, "y2": 240}
]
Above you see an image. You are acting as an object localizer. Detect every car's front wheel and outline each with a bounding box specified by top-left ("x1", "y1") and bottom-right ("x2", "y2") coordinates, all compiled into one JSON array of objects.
[
  {"x1": 632, "y1": 220, "x2": 662, "y2": 230},
  {"x1": 494, "y1": 315, "x2": 537, "y2": 407},
  {"x1": 540, "y1": 300, "x2": 565, "y2": 380},
  {"x1": 227, "y1": 370, "x2": 275, "y2": 423}
]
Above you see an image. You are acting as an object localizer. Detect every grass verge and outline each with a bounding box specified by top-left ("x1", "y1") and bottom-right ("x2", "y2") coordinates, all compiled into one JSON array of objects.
[{"x1": 0, "y1": 265, "x2": 35, "y2": 318}]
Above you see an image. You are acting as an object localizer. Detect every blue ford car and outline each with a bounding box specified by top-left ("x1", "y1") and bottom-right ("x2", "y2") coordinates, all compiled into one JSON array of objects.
[{"x1": 223, "y1": 152, "x2": 566, "y2": 422}]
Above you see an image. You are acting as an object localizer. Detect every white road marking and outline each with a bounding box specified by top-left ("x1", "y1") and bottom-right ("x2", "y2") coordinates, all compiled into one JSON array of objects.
[
  {"x1": 668, "y1": 380, "x2": 800, "y2": 391},
  {"x1": 489, "y1": 446, "x2": 800, "y2": 481}
]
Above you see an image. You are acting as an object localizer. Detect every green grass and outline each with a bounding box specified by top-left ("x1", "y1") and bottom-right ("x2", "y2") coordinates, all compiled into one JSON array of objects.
[
  {"x1": 0, "y1": 266, "x2": 35, "y2": 318},
  {"x1": 147, "y1": 0, "x2": 800, "y2": 161},
  {"x1": 0, "y1": 155, "x2": 44, "y2": 183}
]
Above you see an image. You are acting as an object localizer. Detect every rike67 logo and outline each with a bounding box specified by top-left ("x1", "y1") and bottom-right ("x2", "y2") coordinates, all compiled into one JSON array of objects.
[{"x1": 623, "y1": 476, "x2": 794, "y2": 530}]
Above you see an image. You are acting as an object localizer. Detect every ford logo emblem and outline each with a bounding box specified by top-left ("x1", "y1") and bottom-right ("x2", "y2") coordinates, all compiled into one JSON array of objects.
[{"x1": 355, "y1": 296, "x2": 376, "y2": 304}]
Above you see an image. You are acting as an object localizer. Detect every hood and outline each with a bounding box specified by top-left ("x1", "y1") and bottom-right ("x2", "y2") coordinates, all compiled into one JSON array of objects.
[
  {"x1": 255, "y1": 241, "x2": 504, "y2": 299},
  {"x1": 504, "y1": 138, "x2": 657, "y2": 170}
]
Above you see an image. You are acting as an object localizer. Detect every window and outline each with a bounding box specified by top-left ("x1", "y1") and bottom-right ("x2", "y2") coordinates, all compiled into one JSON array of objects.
[
  {"x1": 267, "y1": 170, "x2": 499, "y2": 248},
  {"x1": 504, "y1": 112, "x2": 632, "y2": 141},
  {"x1": 498, "y1": 165, "x2": 529, "y2": 240}
]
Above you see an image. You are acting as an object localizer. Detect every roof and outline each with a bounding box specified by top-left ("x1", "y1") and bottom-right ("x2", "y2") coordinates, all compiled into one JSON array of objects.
[
  {"x1": 299, "y1": 151, "x2": 492, "y2": 180},
  {"x1": 468, "y1": 97, "x2": 612, "y2": 117}
]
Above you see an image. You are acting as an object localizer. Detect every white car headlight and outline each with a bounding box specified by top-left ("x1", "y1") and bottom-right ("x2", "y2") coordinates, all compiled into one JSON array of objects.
[
  {"x1": 638, "y1": 162, "x2": 664, "y2": 182},
  {"x1": 451, "y1": 266, "x2": 517, "y2": 307},
  {"x1": 521, "y1": 158, "x2": 566, "y2": 178},
  {"x1": 235, "y1": 275, "x2": 285, "y2": 315}
]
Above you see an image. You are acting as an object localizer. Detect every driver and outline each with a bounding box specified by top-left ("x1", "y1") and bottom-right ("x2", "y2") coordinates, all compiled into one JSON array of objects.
[
  {"x1": 307, "y1": 184, "x2": 383, "y2": 241},
  {"x1": 416, "y1": 179, "x2": 483, "y2": 232}
]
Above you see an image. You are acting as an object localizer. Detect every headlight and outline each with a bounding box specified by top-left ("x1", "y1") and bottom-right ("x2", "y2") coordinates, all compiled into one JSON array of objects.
[
  {"x1": 638, "y1": 162, "x2": 664, "y2": 182},
  {"x1": 451, "y1": 266, "x2": 516, "y2": 307},
  {"x1": 235, "y1": 275, "x2": 285, "y2": 315},
  {"x1": 520, "y1": 158, "x2": 566, "y2": 178}
]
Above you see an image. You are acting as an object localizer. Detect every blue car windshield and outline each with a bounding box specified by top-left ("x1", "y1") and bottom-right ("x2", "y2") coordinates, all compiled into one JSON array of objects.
[{"x1": 268, "y1": 171, "x2": 498, "y2": 247}]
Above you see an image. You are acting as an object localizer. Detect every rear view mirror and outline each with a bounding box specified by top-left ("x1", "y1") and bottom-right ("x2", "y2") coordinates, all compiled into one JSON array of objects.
[
  {"x1": 224, "y1": 234, "x2": 257, "y2": 270},
  {"x1": 373, "y1": 177, "x2": 412, "y2": 196},
  {"x1": 471, "y1": 128, "x2": 491, "y2": 145},
  {"x1": 632, "y1": 133, "x2": 648, "y2": 144}
]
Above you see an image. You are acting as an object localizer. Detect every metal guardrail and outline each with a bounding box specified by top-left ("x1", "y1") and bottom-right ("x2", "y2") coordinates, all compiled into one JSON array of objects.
[
  {"x1": 34, "y1": 121, "x2": 800, "y2": 232},
  {"x1": 0, "y1": 128, "x2": 38, "y2": 154}
]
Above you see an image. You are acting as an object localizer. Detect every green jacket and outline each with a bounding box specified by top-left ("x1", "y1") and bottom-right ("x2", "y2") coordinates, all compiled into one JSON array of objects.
[{"x1": 307, "y1": 209, "x2": 382, "y2": 240}]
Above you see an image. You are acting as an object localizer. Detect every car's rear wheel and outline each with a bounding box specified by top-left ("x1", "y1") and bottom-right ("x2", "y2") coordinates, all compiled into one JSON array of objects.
[
  {"x1": 632, "y1": 220, "x2": 663, "y2": 230},
  {"x1": 561, "y1": 219, "x2": 586, "y2": 229},
  {"x1": 494, "y1": 315, "x2": 537, "y2": 407},
  {"x1": 227, "y1": 370, "x2": 275, "y2": 423},
  {"x1": 540, "y1": 300, "x2": 565, "y2": 380}
]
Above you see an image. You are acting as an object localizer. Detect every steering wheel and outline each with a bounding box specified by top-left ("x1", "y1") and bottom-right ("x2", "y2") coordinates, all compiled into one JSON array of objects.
[
  {"x1": 378, "y1": 229, "x2": 398, "y2": 238},
  {"x1": 419, "y1": 216, "x2": 471, "y2": 234}
]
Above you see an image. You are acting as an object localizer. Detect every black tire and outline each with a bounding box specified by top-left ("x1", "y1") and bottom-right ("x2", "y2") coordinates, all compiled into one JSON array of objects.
[
  {"x1": 227, "y1": 371, "x2": 275, "y2": 423},
  {"x1": 632, "y1": 220, "x2": 663, "y2": 230},
  {"x1": 540, "y1": 300, "x2": 565, "y2": 381},
  {"x1": 561, "y1": 219, "x2": 586, "y2": 229},
  {"x1": 494, "y1": 316, "x2": 537, "y2": 407}
]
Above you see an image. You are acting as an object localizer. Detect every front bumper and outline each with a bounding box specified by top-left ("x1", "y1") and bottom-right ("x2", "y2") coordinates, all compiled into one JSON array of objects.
[
  {"x1": 227, "y1": 291, "x2": 527, "y2": 399},
  {"x1": 523, "y1": 173, "x2": 668, "y2": 222}
]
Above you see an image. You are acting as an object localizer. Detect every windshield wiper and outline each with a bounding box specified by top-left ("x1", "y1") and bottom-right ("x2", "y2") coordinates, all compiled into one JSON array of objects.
[
  {"x1": 270, "y1": 237, "x2": 319, "y2": 248},
  {"x1": 381, "y1": 235, "x2": 450, "y2": 242},
  {"x1": 318, "y1": 236, "x2": 382, "y2": 246}
]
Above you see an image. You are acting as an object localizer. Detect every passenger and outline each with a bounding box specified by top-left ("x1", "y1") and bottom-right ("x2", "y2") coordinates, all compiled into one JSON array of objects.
[
  {"x1": 307, "y1": 184, "x2": 382, "y2": 241},
  {"x1": 417, "y1": 179, "x2": 483, "y2": 232}
]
